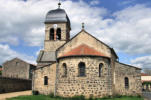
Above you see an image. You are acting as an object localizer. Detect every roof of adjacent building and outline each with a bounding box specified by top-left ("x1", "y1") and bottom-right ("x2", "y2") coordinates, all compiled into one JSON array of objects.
[
  {"x1": 0, "y1": 68, "x2": 2, "y2": 71},
  {"x1": 37, "y1": 50, "x2": 56, "y2": 62},
  {"x1": 3, "y1": 57, "x2": 36, "y2": 67},
  {"x1": 60, "y1": 44, "x2": 108, "y2": 58},
  {"x1": 115, "y1": 61, "x2": 141, "y2": 70},
  {"x1": 45, "y1": 8, "x2": 70, "y2": 25},
  {"x1": 141, "y1": 73, "x2": 149, "y2": 76}
]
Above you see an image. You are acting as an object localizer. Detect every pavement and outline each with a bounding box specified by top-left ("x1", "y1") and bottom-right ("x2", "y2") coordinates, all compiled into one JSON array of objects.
[
  {"x1": 0, "y1": 90, "x2": 32, "y2": 100},
  {"x1": 143, "y1": 92, "x2": 151, "y2": 100}
]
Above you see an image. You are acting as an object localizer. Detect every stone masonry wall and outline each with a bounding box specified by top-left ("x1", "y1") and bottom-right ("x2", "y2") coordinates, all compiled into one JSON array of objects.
[
  {"x1": 32, "y1": 63, "x2": 56, "y2": 95},
  {"x1": 2, "y1": 58, "x2": 30, "y2": 79},
  {"x1": 0, "y1": 77, "x2": 31, "y2": 93},
  {"x1": 44, "y1": 23, "x2": 69, "y2": 51},
  {"x1": 57, "y1": 30, "x2": 111, "y2": 58},
  {"x1": 56, "y1": 56, "x2": 112, "y2": 98},
  {"x1": 114, "y1": 62, "x2": 142, "y2": 96}
]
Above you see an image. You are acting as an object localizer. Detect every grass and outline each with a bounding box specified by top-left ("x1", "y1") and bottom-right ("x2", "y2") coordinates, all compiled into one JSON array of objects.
[{"x1": 7, "y1": 95, "x2": 144, "y2": 100}]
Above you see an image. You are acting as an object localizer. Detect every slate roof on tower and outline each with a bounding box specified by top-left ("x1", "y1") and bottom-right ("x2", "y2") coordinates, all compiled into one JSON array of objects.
[{"x1": 45, "y1": 8, "x2": 70, "y2": 27}]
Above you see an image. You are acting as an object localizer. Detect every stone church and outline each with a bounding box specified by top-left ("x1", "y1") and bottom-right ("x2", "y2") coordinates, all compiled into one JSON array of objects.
[{"x1": 32, "y1": 4, "x2": 142, "y2": 98}]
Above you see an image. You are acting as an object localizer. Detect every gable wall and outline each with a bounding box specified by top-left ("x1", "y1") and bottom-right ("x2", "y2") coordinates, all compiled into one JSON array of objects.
[
  {"x1": 57, "y1": 31, "x2": 111, "y2": 58},
  {"x1": 2, "y1": 59, "x2": 29, "y2": 79},
  {"x1": 114, "y1": 62, "x2": 142, "y2": 96}
]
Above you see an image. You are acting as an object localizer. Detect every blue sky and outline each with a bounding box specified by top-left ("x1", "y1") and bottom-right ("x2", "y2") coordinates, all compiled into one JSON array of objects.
[{"x1": 0, "y1": 0, "x2": 151, "y2": 69}]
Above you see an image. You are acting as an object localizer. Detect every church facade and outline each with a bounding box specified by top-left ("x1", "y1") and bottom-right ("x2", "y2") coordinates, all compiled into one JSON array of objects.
[{"x1": 32, "y1": 6, "x2": 142, "y2": 98}]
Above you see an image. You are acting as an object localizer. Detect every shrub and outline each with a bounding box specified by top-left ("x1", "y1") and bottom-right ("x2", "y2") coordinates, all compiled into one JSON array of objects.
[
  {"x1": 71, "y1": 95, "x2": 85, "y2": 100},
  {"x1": 49, "y1": 93, "x2": 54, "y2": 98},
  {"x1": 32, "y1": 91, "x2": 39, "y2": 95}
]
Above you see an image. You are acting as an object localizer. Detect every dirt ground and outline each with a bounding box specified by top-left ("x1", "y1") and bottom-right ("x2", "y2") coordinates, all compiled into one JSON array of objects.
[{"x1": 0, "y1": 90, "x2": 32, "y2": 100}]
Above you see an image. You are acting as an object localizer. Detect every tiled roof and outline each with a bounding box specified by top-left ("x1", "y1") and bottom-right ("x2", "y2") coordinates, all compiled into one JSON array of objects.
[
  {"x1": 142, "y1": 80, "x2": 151, "y2": 83},
  {"x1": 37, "y1": 50, "x2": 56, "y2": 62},
  {"x1": 61, "y1": 44, "x2": 107, "y2": 58},
  {"x1": 0, "y1": 68, "x2": 2, "y2": 71},
  {"x1": 141, "y1": 73, "x2": 149, "y2": 76}
]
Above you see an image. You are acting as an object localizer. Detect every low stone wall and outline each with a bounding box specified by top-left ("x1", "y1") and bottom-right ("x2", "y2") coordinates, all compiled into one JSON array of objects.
[{"x1": 0, "y1": 77, "x2": 31, "y2": 94}]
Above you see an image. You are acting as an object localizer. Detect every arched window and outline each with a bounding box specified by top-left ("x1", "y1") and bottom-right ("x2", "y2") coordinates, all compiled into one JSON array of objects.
[
  {"x1": 50, "y1": 28, "x2": 54, "y2": 40},
  {"x1": 78, "y1": 62, "x2": 86, "y2": 77},
  {"x1": 56, "y1": 28, "x2": 61, "y2": 40},
  {"x1": 125, "y1": 77, "x2": 129, "y2": 89},
  {"x1": 44, "y1": 76, "x2": 48, "y2": 85},
  {"x1": 62, "y1": 63, "x2": 67, "y2": 77},
  {"x1": 99, "y1": 63, "x2": 103, "y2": 77}
]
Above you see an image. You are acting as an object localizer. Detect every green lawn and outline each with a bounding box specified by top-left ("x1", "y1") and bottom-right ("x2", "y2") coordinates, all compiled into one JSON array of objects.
[{"x1": 7, "y1": 95, "x2": 144, "y2": 100}]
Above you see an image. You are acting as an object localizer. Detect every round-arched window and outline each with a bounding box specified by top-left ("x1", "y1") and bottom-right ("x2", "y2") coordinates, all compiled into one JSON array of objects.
[
  {"x1": 78, "y1": 62, "x2": 86, "y2": 77},
  {"x1": 50, "y1": 28, "x2": 54, "y2": 40}
]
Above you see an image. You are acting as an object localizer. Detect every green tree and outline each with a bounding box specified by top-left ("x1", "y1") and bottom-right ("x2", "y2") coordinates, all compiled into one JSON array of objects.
[{"x1": 0, "y1": 65, "x2": 2, "y2": 75}]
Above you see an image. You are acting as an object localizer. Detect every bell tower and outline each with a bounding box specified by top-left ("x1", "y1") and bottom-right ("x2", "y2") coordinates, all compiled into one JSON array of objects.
[
  {"x1": 36, "y1": 3, "x2": 71, "y2": 67},
  {"x1": 44, "y1": 3, "x2": 71, "y2": 51}
]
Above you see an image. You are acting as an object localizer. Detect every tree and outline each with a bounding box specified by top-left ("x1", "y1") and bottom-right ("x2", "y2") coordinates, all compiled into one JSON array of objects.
[{"x1": 0, "y1": 65, "x2": 2, "y2": 75}]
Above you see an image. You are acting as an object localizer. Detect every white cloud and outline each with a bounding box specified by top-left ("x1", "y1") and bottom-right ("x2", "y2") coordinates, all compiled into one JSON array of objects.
[
  {"x1": 131, "y1": 56, "x2": 151, "y2": 69},
  {"x1": 0, "y1": 0, "x2": 151, "y2": 68},
  {"x1": 98, "y1": 4, "x2": 151, "y2": 55},
  {"x1": 90, "y1": 0, "x2": 100, "y2": 5},
  {"x1": 0, "y1": 44, "x2": 36, "y2": 65},
  {"x1": 0, "y1": 0, "x2": 108, "y2": 46}
]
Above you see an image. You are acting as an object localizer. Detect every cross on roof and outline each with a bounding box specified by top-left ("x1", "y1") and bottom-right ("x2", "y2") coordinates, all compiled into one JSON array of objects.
[
  {"x1": 58, "y1": 0, "x2": 61, "y2": 8},
  {"x1": 82, "y1": 22, "x2": 85, "y2": 29}
]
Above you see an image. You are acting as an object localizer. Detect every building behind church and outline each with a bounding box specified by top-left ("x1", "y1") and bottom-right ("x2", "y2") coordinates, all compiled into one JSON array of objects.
[
  {"x1": 32, "y1": 4, "x2": 142, "y2": 98},
  {"x1": 0, "y1": 58, "x2": 36, "y2": 93},
  {"x1": 2, "y1": 58, "x2": 36, "y2": 79}
]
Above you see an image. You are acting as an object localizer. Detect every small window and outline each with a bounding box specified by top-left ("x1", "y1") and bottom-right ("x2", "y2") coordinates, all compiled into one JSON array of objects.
[
  {"x1": 62, "y1": 63, "x2": 67, "y2": 77},
  {"x1": 99, "y1": 63, "x2": 103, "y2": 77},
  {"x1": 56, "y1": 28, "x2": 61, "y2": 40},
  {"x1": 78, "y1": 62, "x2": 86, "y2": 77},
  {"x1": 44, "y1": 76, "x2": 48, "y2": 85},
  {"x1": 125, "y1": 77, "x2": 129, "y2": 89},
  {"x1": 50, "y1": 28, "x2": 54, "y2": 40},
  {"x1": 16, "y1": 62, "x2": 19, "y2": 66}
]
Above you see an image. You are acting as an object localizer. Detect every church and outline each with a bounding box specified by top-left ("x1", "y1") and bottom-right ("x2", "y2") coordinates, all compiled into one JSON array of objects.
[{"x1": 32, "y1": 3, "x2": 142, "y2": 98}]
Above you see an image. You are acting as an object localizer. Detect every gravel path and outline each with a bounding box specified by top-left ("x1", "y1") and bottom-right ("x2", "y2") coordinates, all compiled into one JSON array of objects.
[{"x1": 0, "y1": 90, "x2": 32, "y2": 100}]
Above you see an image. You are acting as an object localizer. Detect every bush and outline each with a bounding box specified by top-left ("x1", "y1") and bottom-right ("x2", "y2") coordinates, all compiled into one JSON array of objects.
[
  {"x1": 49, "y1": 93, "x2": 54, "y2": 98},
  {"x1": 71, "y1": 95, "x2": 85, "y2": 100},
  {"x1": 32, "y1": 91, "x2": 39, "y2": 95},
  {"x1": 0, "y1": 71, "x2": 2, "y2": 75}
]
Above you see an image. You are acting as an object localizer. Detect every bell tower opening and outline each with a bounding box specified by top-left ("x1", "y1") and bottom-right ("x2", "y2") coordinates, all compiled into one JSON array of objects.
[
  {"x1": 50, "y1": 28, "x2": 54, "y2": 40},
  {"x1": 56, "y1": 28, "x2": 61, "y2": 40}
]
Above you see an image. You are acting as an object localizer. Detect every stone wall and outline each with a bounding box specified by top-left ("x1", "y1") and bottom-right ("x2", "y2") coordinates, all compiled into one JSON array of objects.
[
  {"x1": 2, "y1": 58, "x2": 33, "y2": 79},
  {"x1": 57, "y1": 30, "x2": 111, "y2": 59},
  {"x1": 44, "y1": 23, "x2": 70, "y2": 51},
  {"x1": 56, "y1": 56, "x2": 112, "y2": 98},
  {"x1": 0, "y1": 77, "x2": 31, "y2": 93},
  {"x1": 32, "y1": 63, "x2": 56, "y2": 95},
  {"x1": 114, "y1": 62, "x2": 142, "y2": 96}
]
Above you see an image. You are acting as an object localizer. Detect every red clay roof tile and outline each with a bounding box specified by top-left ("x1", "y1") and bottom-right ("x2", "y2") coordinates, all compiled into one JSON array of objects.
[
  {"x1": 141, "y1": 73, "x2": 149, "y2": 76},
  {"x1": 61, "y1": 44, "x2": 107, "y2": 58}
]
